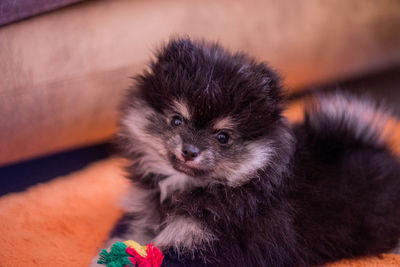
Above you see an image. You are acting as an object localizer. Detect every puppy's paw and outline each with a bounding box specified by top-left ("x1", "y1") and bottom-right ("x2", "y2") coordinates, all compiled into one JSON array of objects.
[{"x1": 153, "y1": 216, "x2": 215, "y2": 253}]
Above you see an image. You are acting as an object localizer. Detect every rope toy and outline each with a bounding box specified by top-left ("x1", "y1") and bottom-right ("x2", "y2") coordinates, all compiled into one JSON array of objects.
[{"x1": 97, "y1": 240, "x2": 164, "y2": 267}]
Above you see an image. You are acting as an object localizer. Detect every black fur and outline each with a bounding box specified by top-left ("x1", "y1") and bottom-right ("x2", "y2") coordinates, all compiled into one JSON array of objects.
[
  {"x1": 134, "y1": 38, "x2": 283, "y2": 139},
  {"x1": 113, "y1": 38, "x2": 400, "y2": 267}
]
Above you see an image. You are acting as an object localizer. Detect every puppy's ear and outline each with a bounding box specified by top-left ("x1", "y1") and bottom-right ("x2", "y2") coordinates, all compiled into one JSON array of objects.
[
  {"x1": 249, "y1": 62, "x2": 284, "y2": 105},
  {"x1": 133, "y1": 38, "x2": 199, "y2": 113},
  {"x1": 155, "y1": 38, "x2": 197, "y2": 64}
]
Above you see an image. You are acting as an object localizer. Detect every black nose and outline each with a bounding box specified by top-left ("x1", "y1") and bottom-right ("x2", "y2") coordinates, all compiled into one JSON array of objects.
[{"x1": 181, "y1": 144, "x2": 200, "y2": 161}]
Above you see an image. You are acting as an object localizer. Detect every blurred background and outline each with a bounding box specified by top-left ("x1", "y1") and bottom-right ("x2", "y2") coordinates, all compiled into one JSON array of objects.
[
  {"x1": 1, "y1": 1, "x2": 400, "y2": 266},
  {"x1": 1, "y1": 0, "x2": 400, "y2": 195}
]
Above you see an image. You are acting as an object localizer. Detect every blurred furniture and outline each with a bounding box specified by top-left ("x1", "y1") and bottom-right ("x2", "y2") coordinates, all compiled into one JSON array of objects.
[
  {"x1": 1, "y1": 0, "x2": 400, "y2": 166},
  {"x1": 0, "y1": 0, "x2": 85, "y2": 26}
]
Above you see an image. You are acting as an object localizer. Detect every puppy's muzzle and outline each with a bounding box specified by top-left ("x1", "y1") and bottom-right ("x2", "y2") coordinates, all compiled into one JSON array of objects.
[{"x1": 181, "y1": 143, "x2": 200, "y2": 161}]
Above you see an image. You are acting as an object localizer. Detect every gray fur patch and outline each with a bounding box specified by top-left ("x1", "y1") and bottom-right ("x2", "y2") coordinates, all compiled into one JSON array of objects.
[
  {"x1": 152, "y1": 216, "x2": 216, "y2": 253},
  {"x1": 308, "y1": 92, "x2": 390, "y2": 144}
]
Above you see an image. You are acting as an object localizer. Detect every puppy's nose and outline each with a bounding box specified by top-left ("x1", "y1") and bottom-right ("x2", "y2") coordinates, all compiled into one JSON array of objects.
[{"x1": 181, "y1": 144, "x2": 200, "y2": 161}]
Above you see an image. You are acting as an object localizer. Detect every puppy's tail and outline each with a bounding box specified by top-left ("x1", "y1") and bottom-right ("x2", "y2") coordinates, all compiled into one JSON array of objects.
[{"x1": 303, "y1": 92, "x2": 391, "y2": 150}]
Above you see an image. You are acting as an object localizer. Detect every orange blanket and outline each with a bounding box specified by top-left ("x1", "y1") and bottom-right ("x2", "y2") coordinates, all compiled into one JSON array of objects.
[{"x1": 0, "y1": 102, "x2": 399, "y2": 267}]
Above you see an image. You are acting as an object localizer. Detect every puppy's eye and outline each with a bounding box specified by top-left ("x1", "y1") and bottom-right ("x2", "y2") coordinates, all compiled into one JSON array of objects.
[
  {"x1": 171, "y1": 115, "x2": 183, "y2": 126},
  {"x1": 217, "y1": 132, "x2": 229, "y2": 144}
]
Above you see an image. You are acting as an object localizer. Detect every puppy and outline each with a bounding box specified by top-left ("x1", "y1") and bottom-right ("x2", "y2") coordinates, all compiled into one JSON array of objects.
[{"x1": 98, "y1": 38, "x2": 400, "y2": 267}]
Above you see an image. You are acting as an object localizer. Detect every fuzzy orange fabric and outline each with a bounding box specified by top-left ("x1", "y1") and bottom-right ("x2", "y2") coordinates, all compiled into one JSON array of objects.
[
  {"x1": 0, "y1": 158, "x2": 129, "y2": 266},
  {"x1": 0, "y1": 102, "x2": 400, "y2": 267}
]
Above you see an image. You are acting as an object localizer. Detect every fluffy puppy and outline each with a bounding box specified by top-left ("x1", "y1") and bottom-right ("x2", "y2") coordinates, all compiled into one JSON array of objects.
[{"x1": 105, "y1": 39, "x2": 400, "y2": 267}]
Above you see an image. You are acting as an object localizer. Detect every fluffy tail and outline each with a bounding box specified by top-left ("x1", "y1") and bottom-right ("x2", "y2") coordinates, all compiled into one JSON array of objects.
[{"x1": 303, "y1": 92, "x2": 391, "y2": 150}]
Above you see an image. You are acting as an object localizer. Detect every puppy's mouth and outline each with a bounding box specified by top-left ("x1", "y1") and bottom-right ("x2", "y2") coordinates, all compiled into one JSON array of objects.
[{"x1": 168, "y1": 153, "x2": 207, "y2": 177}]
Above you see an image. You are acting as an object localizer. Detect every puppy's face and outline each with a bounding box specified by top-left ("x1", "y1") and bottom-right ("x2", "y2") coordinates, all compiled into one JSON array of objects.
[{"x1": 120, "y1": 39, "x2": 284, "y2": 186}]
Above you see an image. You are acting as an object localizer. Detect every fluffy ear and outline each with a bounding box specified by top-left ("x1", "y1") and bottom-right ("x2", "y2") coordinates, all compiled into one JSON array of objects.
[
  {"x1": 154, "y1": 37, "x2": 197, "y2": 65},
  {"x1": 131, "y1": 38, "x2": 202, "y2": 114},
  {"x1": 250, "y1": 62, "x2": 284, "y2": 105}
]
